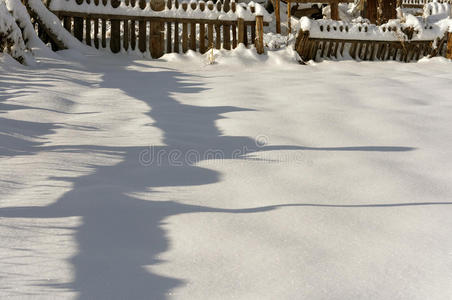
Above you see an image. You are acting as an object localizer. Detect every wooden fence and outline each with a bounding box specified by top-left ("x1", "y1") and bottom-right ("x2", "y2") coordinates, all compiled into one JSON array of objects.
[
  {"x1": 48, "y1": 0, "x2": 269, "y2": 57},
  {"x1": 295, "y1": 20, "x2": 452, "y2": 62},
  {"x1": 402, "y1": 0, "x2": 451, "y2": 8}
]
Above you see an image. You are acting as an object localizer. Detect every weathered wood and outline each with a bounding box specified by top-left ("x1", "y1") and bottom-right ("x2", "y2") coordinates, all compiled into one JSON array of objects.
[
  {"x1": 199, "y1": 22, "x2": 206, "y2": 53},
  {"x1": 232, "y1": 24, "x2": 237, "y2": 48},
  {"x1": 150, "y1": 21, "x2": 164, "y2": 58},
  {"x1": 174, "y1": 22, "x2": 180, "y2": 52},
  {"x1": 255, "y1": 15, "x2": 264, "y2": 54},
  {"x1": 63, "y1": 16, "x2": 71, "y2": 32},
  {"x1": 237, "y1": 18, "x2": 245, "y2": 45},
  {"x1": 207, "y1": 23, "x2": 214, "y2": 50},
  {"x1": 190, "y1": 22, "x2": 196, "y2": 50},
  {"x1": 94, "y1": 18, "x2": 99, "y2": 48},
  {"x1": 54, "y1": 11, "x2": 268, "y2": 26},
  {"x1": 166, "y1": 21, "x2": 172, "y2": 53},
  {"x1": 287, "y1": 0, "x2": 291, "y2": 33},
  {"x1": 123, "y1": 19, "x2": 129, "y2": 51},
  {"x1": 182, "y1": 22, "x2": 188, "y2": 52},
  {"x1": 73, "y1": 17, "x2": 83, "y2": 41},
  {"x1": 110, "y1": 19, "x2": 121, "y2": 53},
  {"x1": 85, "y1": 18, "x2": 91, "y2": 46},
  {"x1": 130, "y1": 20, "x2": 136, "y2": 50},
  {"x1": 446, "y1": 32, "x2": 452, "y2": 59},
  {"x1": 330, "y1": 0, "x2": 339, "y2": 20},
  {"x1": 138, "y1": 20, "x2": 146, "y2": 52},
  {"x1": 275, "y1": 0, "x2": 281, "y2": 34},
  {"x1": 366, "y1": 0, "x2": 378, "y2": 24},
  {"x1": 215, "y1": 24, "x2": 221, "y2": 49},
  {"x1": 101, "y1": 18, "x2": 106, "y2": 48},
  {"x1": 223, "y1": 25, "x2": 231, "y2": 50}
]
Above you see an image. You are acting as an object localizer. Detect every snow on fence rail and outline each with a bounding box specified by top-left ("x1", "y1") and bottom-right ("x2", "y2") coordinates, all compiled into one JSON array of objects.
[
  {"x1": 402, "y1": 0, "x2": 451, "y2": 8},
  {"x1": 47, "y1": 0, "x2": 271, "y2": 57},
  {"x1": 295, "y1": 17, "x2": 452, "y2": 62}
]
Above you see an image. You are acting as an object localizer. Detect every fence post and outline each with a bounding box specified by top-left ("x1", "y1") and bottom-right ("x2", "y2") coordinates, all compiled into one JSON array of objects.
[
  {"x1": 110, "y1": 0, "x2": 121, "y2": 53},
  {"x1": 446, "y1": 31, "x2": 452, "y2": 59},
  {"x1": 274, "y1": 0, "x2": 280, "y2": 34},
  {"x1": 255, "y1": 15, "x2": 264, "y2": 54},
  {"x1": 238, "y1": 18, "x2": 245, "y2": 45},
  {"x1": 330, "y1": 0, "x2": 339, "y2": 20},
  {"x1": 150, "y1": 0, "x2": 165, "y2": 58}
]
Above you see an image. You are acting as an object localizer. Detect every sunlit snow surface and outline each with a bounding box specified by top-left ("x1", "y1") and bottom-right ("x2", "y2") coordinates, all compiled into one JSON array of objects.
[{"x1": 1, "y1": 48, "x2": 452, "y2": 299}]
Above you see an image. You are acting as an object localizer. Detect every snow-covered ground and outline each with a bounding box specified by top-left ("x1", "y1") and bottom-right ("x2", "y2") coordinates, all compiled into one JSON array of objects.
[{"x1": 1, "y1": 48, "x2": 452, "y2": 299}]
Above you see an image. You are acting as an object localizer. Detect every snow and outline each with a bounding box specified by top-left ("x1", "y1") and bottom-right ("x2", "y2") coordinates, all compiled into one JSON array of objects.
[
  {"x1": 299, "y1": 15, "x2": 452, "y2": 41},
  {"x1": 0, "y1": 0, "x2": 31, "y2": 63},
  {"x1": 49, "y1": 0, "x2": 272, "y2": 22},
  {"x1": 1, "y1": 44, "x2": 452, "y2": 299}
]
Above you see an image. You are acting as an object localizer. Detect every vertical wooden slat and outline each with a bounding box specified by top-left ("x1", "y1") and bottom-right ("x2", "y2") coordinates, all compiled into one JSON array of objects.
[
  {"x1": 130, "y1": 20, "x2": 136, "y2": 50},
  {"x1": 190, "y1": 22, "x2": 196, "y2": 51},
  {"x1": 123, "y1": 19, "x2": 129, "y2": 51},
  {"x1": 215, "y1": 24, "x2": 221, "y2": 49},
  {"x1": 275, "y1": 0, "x2": 281, "y2": 34},
  {"x1": 223, "y1": 25, "x2": 231, "y2": 50},
  {"x1": 182, "y1": 22, "x2": 188, "y2": 52},
  {"x1": 63, "y1": 16, "x2": 71, "y2": 32},
  {"x1": 200, "y1": 23, "x2": 206, "y2": 53},
  {"x1": 139, "y1": 20, "x2": 147, "y2": 53},
  {"x1": 85, "y1": 18, "x2": 91, "y2": 46},
  {"x1": 255, "y1": 15, "x2": 264, "y2": 54},
  {"x1": 94, "y1": 18, "x2": 99, "y2": 48},
  {"x1": 166, "y1": 0, "x2": 172, "y2": 53},
  {"x1": 207, "y1": 23, "x2": 214, "y2": 50},
  {"x1": 101, "y1": 19, "x2": 106, "y2": 48},
  {"x1": 149, "y1": 0, "x2": 165, "y2": 58},
  {"x1": 110, "y1": 18, "x2": 121, "y2": 53},
  {"x1": 173, "y1": 0, "x2": 180, "y2": 53},
  {"x1": 74, "y1": 17, "x2": 84, "y2": 41},
  {"x1": 238, "y1": 18, "x2": 244, "y2": 45},
  {"x1": 330, "y1": 0, "x2": 339, "y2": 20}
]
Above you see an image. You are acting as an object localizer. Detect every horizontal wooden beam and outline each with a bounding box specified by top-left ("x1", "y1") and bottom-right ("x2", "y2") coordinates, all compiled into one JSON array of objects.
[{"x1": 52, "y1": 10, "x2": 268, "y2": 26}]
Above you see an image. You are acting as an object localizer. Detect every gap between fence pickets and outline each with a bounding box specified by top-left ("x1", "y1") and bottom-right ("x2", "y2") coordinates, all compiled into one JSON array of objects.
[{"x1": 49, "y1": 0, "x2": 268, "y2": 57}]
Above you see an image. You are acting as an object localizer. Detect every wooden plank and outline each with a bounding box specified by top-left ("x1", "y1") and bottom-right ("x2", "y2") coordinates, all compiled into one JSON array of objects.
[
  {"x1": 207, "y1": 23, "x2": 214, "y2": 50},
  {"x1": 232, "y1": 24, "x2": 237, "y2": 48},
  {"x1": 166, "y1": 22, "x2": 172, "y2": 53},
  {"x1": 330, "y1": 0, "x2": 339, "y2": 20},
  {"x1": 53, "y1": 11, "x2": 269, "y2": 26},
  {"x1": 138, "y1": 20, "x2": 146, "y2": 53},
  {"x1": 73, "y1": 17, "x2": 83, "y2": 41},
  {"x1": 101, "y1": 18, "x2": 106, "y2": 48},
  {"x1": 63, "y1": 16, "x2": 71, "y2": 32},
  {"x1": 150, "y1": 20, "x2": 164, "y2": 58},
  {"x1": 200, "y1": 22, "x2": 206, "y2": 53},
  {"x1": 182, "y1": 22, "x2": 188, "y2": 52},
  {"x1": 123, "y1": 19, "x2": 129, "y2": 51},
  {"x1": 223, "y1": 25, "x2": 231, "y2": 50},
  {"x1": 238, "y1": 18, "x2": 245, "y2": 45},
  {"x1": 110, "y1": 19, "x2": 121, "y2": 53},
  {"x1": 215, "y1": 24, "x2": 221, "y2": 49},
  {"x1": 255, "y1": 15, "x2": 264, "y2": 54},
  {"x1": 190, "y1": 22, "x2": 196, "y2": 51},
  {"x1": 94, "y1": 18, "x2": 99, "y2": 48},
  {"x1": 85, "y1": 17, "x2": 91, "y2": 46},
  {"x1": 130, "y1": 20, "x2": 136, "y2": 50},
  {"x1": 174, "y1": 22, "x2": 180, "y2": 53},
  {"x1": 275, "y1": 0, "x2": 281, "y2": 34}
]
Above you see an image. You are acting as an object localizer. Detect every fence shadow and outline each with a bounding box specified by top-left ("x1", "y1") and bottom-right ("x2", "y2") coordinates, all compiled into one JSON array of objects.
[{"x1": 0, "y1": 53, "x2": 419, "y2": 299}]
